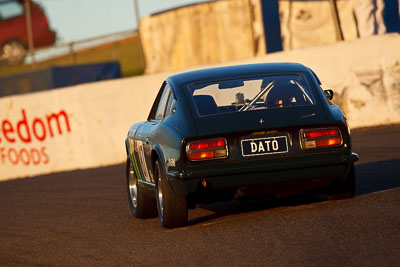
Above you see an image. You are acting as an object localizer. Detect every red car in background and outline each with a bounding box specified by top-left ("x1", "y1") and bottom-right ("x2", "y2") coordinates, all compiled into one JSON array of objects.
[{"x1": 0, "y1": 0, "x2": 56, "y2": 65}]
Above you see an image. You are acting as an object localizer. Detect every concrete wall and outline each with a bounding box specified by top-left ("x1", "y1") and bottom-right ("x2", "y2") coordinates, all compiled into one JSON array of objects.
[
  {"x1": 140, "y1": 0, "x2": 359, "y2": 74},
  {"x1": 0, "y1": 73, "x2": 169, "y2": 181},
  {"x1": 279, "y1": 0, "x2": 358, "y2": 50},
  {"x1": 1, "y1": 34, "x2": 400, "y2": 181},
  {"x1": 140, "y1": 0, "x2": 265, "y2": 74}
]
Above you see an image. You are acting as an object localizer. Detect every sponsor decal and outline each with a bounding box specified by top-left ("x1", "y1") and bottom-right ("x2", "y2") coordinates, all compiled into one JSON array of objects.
[{"x1": 0, "y1": 109, "x2": 71, "y2": 166}]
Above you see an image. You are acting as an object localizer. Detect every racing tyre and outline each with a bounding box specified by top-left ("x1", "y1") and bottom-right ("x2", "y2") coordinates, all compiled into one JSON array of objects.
[
  {"x1": 1, "y1": 40, "x2": 26, "y2": 65},
  {"x1": 126, "y1": 157, "x2": 157, "y2": 218},
  {"x1": 155, "y1": 160, "x2": 188, "y2": 228},
  {"x1": 327, "y1": 163, "x2": 356, "y2": 200}
]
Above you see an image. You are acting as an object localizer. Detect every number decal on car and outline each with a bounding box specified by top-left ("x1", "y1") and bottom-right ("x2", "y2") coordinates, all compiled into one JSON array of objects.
[
  {"x1": 128, "y1": 139, "x2": 143, "y2": 184},
  {"x1": 135, "y1": 140, "x2": 151, "y2": 182}
]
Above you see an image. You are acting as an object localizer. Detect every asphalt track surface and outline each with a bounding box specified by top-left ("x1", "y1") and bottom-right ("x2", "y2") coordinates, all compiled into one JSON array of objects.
[{"x1": 1, "y1": 125, "x2": 400, "y2": 266}]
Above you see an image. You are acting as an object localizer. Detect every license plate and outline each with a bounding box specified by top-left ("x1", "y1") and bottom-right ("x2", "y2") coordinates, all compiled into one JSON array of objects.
[{"x1": 241, "y1": 136, "x2": 288, "y2": 157}]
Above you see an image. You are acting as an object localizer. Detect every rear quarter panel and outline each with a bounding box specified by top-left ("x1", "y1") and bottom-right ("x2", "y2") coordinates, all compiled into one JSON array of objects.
[
  {"x1": 151, "y1": 80, "x2": 198, "y2": 174},
  {"x1": 0, "y1": 16, "x2": 27, "y2": 45}
]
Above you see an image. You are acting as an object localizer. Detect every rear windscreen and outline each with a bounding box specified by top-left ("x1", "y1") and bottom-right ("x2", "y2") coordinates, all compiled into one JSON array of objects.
[{"x1": 189, "y1": 75, "x2": 315, "y2": 116}]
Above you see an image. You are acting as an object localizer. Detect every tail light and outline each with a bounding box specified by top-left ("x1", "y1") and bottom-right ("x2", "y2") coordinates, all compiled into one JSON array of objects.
[
  {"x1": 187, "y1": 138, "x2": 228, "y2": 161},
  {"x1": 41, "y1": 15, "x2": 49, "y2": 27},
  {"x1": 301, "y1": 127, "x2": 343, "y2": 149}
]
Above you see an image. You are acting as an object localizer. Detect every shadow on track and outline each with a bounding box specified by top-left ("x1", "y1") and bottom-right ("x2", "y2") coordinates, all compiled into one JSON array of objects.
[
  {"x1": 355, "y1": 159, "x2": 400, "y2": 195},
  {"x1": 188, "y1": 194, "x2": 326, "y2": 225},
  {"x1": 188, "y1": 159, "x2": 400, "y2": 226},
  {"x1": 190, "y1": 192, "x2": 325, "y2": 226}
]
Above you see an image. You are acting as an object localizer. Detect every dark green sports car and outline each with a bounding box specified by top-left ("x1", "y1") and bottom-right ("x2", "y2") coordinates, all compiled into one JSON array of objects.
[{"x1": 125, "y1": 63, "x2": 359, "y2": 228}]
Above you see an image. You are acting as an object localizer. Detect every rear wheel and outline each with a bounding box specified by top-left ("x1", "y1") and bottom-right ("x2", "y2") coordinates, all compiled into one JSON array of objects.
[
  {"x1": 126, "y1": 157, "x2": 157, "y2": 218},
  {"x1": 155, "y1": 160, "x2": 188, "y2": 228},
  {"x1": 327, "y1": 163, "x2": 356, "y2": 200},
  {"x1": 1, "y1": 40, "x2": 26, "y2": 65}
]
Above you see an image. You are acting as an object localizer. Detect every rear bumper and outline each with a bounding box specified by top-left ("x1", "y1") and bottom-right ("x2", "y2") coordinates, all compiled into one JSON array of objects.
[{"x1": 167, "y1": 152, "x2": 358, "y2": 198}]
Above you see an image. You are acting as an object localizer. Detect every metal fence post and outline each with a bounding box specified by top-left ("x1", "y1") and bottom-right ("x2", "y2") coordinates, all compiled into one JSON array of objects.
[
  {"x1": 24, "y1": 0, "x2": 36, "y2": 68},
  {"x1": 329, "y1": 0, "x2": 344, "y2": 41},
  {"x1": 69, "y1": 42, "x2": 76, "y2": 64},
  {"x1": 133, "y1": 0, "x2": 146, "y2": 71}
]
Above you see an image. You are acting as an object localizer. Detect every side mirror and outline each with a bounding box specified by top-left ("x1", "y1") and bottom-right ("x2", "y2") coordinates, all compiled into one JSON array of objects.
[{"x1": 324, "y1": 89, "x2": 334, "y2": 100}]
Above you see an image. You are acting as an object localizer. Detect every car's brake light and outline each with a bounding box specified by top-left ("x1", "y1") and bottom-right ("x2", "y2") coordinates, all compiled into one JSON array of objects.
[
  {"x1": 187, "y1": 138, "x2": 228, "y2": 161},
  {"x1": 41, "y1": 15, "x2": 48, "y2": 27},
  {"x1": 301, "y1": 128, "x2": 343, "y2": 149}
]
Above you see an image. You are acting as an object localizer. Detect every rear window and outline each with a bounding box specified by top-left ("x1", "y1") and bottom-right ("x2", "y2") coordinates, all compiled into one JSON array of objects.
[{"x1": 189, "y1": 75, "x2": 315, "y2": 116}]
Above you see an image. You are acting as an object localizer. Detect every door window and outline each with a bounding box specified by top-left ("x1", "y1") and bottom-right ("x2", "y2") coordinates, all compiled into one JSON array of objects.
[{"x1": 0, "y1": 1, "x2": 24, "y2": 20}]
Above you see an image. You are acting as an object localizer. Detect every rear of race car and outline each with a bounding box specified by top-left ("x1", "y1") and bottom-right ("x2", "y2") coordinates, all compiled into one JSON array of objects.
[{"x1": 167, "y1": 72, "x2": 358, "y2": 200}]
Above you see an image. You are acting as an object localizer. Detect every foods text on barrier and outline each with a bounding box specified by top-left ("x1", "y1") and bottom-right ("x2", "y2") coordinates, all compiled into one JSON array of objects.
[{"x1": 0, "y1": 109, "x2": 71, "y2": 166}]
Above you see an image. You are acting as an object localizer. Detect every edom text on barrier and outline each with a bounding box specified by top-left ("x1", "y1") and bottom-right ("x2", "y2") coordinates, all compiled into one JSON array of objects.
[{"x1": 0, "y1": 109, "x2": 71, "y2": 166}]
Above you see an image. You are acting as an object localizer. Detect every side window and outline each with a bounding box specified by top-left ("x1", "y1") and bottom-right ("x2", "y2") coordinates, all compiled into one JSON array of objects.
[
  {"x1": 154, "y1": 85, "x2": 171, "y2": 121},
  {"x1": 0, "y1": 1, "x2": 24, "y2": 20},
  {"x1": 164, "y1": 92, "x2": 176, "y2": 118}
]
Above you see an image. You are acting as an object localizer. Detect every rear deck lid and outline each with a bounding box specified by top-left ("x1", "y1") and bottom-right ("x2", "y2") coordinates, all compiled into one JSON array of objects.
[{"x1": 193, "y1": 106, "x2": 326, "y2": 136}]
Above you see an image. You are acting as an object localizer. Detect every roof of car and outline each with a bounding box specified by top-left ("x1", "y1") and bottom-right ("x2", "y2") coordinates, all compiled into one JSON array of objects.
[
  {"x1": 0, "y1": 0, "x2": 23, "y2": 3},
  {"x1": 167, "y1": 63, "x2": 310, "y2": 86}
]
